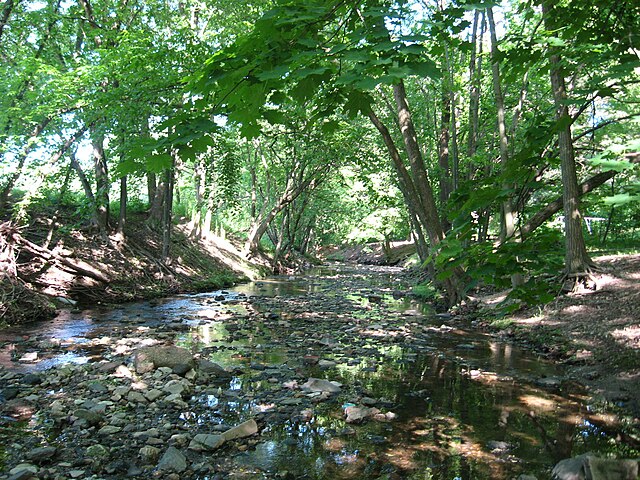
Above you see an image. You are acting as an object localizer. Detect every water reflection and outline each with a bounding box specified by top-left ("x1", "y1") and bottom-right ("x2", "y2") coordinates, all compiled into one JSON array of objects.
[{"x1": 1, "y1": 264, "x2": 638, "y2": 479}]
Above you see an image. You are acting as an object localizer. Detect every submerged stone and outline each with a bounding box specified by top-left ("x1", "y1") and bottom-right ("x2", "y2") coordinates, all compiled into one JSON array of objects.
[
  {"x1": 157, "y1": 446, "x2": 187, "y2": 473},
  {"x1": 133, "y1": 346, "x2": 194, "y2": 374},
  {"x1": 222, "y1": 419, "x2": 259, "y2": 441},
  {"x1": 188, "y1": 434, "x2": 225, "y2": 452},
  {"x1": 301, "y1": 378, "x2": 341, "y2": 393}
]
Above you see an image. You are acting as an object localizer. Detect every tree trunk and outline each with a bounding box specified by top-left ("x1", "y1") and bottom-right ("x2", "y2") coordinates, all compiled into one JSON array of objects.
[
  {"x1": 544, "y1": 2, "x2": 594, "y2": 278},
  {"x1": 69, "y1": 149, "x2": 98, "y2": 227},
  {"x1": 393, "y1": 81, "x2": 445, "y2": 246},
  {"x1": 517, "y1": 170, "x2": 616, "y2": 241},
  {"x1": 438, "y1": 89, "x2": 451, "y2": 211},
  {"x1": 190, "y1": 159, "x2": 204, "y2": 238},
  {"x1": 147, "y1": 172, "x2": 157, "y2": 206},
  {"x1": 148, "y1": 178, "x2": 165, "y2": 223},
  {"x1": 117, "y1": 175, "x2": 126, "y2": 236},
  {"x1": 466, "y1": 10, "x2": 484, "y2": 180},
  {"x1": 549, "y1": 76, "x2": 593, "y2": 273},
  {"x1": 0, "y1": 0, "x2": 18, "y2": 44},
  {"x1": 367, "y1": 108, "x2": 430, "y2": 262},
  {"x1": 487, "y1": 7, "x2": 515, "y2": 242},
  {"x1": 161, "y1": 162, "x2": 174, "y2": 260},
  {"x1": 92, "y1": 131, "x2": 110, "y2": 234},
  {"x1": 0, "y1": 118, "x2": 51, "y2": 213}
]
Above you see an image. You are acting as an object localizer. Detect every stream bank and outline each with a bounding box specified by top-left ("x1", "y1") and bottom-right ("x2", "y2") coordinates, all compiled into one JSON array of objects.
[{"x1": 1, "y1": 264, "x2": 638, "y2": 479}]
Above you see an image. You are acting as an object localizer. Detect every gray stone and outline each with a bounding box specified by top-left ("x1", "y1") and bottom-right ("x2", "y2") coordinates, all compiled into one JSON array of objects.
[
  {"x1": 552, "y1": 455, "x2": 639, "y2": 480},
  {"x1": 144, "y1": 389, "x2": 164, "y2": 402},
  {"x1": 222, "y1": 419, "x2": 259, "y2": 441},
  {"x1": 21, "y1": 374, "x2": 42, "y2": 385},
  {"x1": 98, "y1": 425, "x2": 122, "y2": 435},
  {"x1": 139, "y1": 446, "x2": 160, "y2": 463},
  {"x1": 164, "y1": 380, "x2": 185, "y2": 396},
  {"x1": 157, "y1": 446, "x2": 187, "y2": 473},
  {"x1": 25, "y1": 446, "x2": 57, "y2": 463},
  {"x1": 318, "y1": 360, "x2": 337, "y2": 369},
  {"x1": 8, "y1": 464, "x2": 38, "y2": 476},
  {"x1": 87, "y1": 381, "x2": 108, "y2": 393},
  {"x1": 301, "y1": 378, "x2": 341, "y2": 393},
  {"x1": 134, "y1": 346, "x2": 194, "y2": 374},
  {"x1": 127, "y1": 391, "x2": 147, "y2": 403},
  {"x1": 345, "y1": 406, "x2": 380, "y2": 424},
  {"x1": 188, "y1": 434, "x2": 226, "y2": 452},
  {"x1": 198, "y1": 359, "x2": 232, "y2": 379},
  {"x1": 74, "y1": 409, "x2": 103, "y2": 427},
  {"x1": 86, "y1": 444, "x2": 110, "y2": 460}
]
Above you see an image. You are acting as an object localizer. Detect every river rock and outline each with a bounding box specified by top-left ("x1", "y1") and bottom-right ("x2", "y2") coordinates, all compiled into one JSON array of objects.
[
  {"x1": 344, "y1": 406, "x2": 380, "y2": 424},
  {"x1": 301, "y1": 378, "x2": 341, "y2": 393},
  {"x1": 318, "y1": 359, "x2": 337, "y2": 369},
  {"x1": 222, "y1": 419, "x2": 259, "y2": 441},
  {"x1": 25, "y1": 446, "x2": 57, "y2": 464},
  {"x1": 188, "y1": 434, "x2": 226, "y2": 452},
  {"x1": 134, "y1": 346, "x2": 194, "y2": 374},
  {"x1": 74, "y1": 409, "x2": 103, "y2": 426},
  {"x1": 86, "y1": 444, "x2": 110, "y2": 461},
  {"x1": 8, "y1": 464, "x2": 38, "y2": 476},
  {"x1": 164, "y1": 379, "x2": 186, "y2": 396},
  {"x1": 198, "y1": 359, "x2": 232, "y2": 379},
  {"x1": 157, "y1": 446, "x2": 187, "y2": 473},
  {"x1": 552, "y1": 454, "x2": 639, "y2": 480},
  {"x1": 139, "y1": 446, "x2": 160, "y2": 463},
  {"x1": 21, "y1": 373, "x2": 42, "y2": 385}
]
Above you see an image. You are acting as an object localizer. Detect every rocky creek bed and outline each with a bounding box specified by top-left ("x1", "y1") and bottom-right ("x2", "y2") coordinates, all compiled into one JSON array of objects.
[{"x1": 1, "y1": 264, "x2": 639, "y2": 479}]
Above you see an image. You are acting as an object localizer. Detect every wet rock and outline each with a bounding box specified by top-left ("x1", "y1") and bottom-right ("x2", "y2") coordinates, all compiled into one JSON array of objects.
[
  {"x1": 552, "y1": 454, "x2": 639, "y2": 480},
  {"x1": 133, "y1": 346, "x2": 194, "y2": 374},
  {"x1": 21, "y1": 373, "x2": 42, "y2": 385},
  {"x1": 157, "y1": 446, "x2": 187, "y2": 473},
  {"x1": 188, "y1": 434, "x2": 225, "y2": 452},
  {"x1": 18, "y1": 352, "x2": 38, "y2": 363},
  {"x1": 98, "y1": 425, "x2": 122, "y2": 435},
  {"x1": 8, "y1": 464, "x2": 38, "y2": 477},
  {"x1": 2, "y1": 386, "x2": 19, "y2": 400},
  {"x1": 345, "y1": 406, "x2": 380, "y2": 424},
  {"x1": 318, "y1": 359, "x2": 337, "y2": 369},
  {"x1": 73, "y1": 408, "x2": 103, "y2": 427},
  {"x1": 139, "y1": 445, "x2": 160, "y2": 463},
  {"x1": 301, "y1": 378, "x2": 341, "y2": 393},
  {"x1": 164, "y1": 379, "x2": 186, "y2": 396},
  {"x1": 86, "y1": 444, "x2": 110, "y2": 461},
  {"x1": 222, "y1": 419, "x2": 259, "y2": 441},
  {"x1": 25, "y1": 446, "x2": 57, "y2": 464},
  {"x1": 7, "y1": 469, "x2": 37, "y2": 480},
  {"x1": 197, "y1": 359, "x2": 231, "y2": 379},
  {"x1": 172, "y1": 364, "x2": 192, "y2": 376}
]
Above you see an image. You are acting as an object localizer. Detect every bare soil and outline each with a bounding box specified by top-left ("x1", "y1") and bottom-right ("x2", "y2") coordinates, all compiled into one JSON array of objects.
[{"x1": 482, "y1": 253, "x2": 640, "y2": 415}]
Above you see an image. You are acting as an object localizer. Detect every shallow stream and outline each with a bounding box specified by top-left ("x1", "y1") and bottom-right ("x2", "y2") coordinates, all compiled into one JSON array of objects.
[{"x1": 1, "y1": 263, "x2": 638, "y2": 479}]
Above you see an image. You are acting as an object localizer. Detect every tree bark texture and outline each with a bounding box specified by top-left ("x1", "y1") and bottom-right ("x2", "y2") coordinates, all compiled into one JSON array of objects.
[{"x1": 544, "y1": 2, "x2": 594, "y2": 275}]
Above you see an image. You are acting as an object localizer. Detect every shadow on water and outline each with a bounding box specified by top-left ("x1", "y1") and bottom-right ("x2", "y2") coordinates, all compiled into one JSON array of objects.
[{"x1": 1, "y1": 263, "x2": 639, "y2": 479}]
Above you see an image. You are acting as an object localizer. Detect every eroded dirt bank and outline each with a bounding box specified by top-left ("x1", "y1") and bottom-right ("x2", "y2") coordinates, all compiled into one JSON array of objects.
[{"x1": 479, "y1": 254, "x2": 640, "y2": 416}]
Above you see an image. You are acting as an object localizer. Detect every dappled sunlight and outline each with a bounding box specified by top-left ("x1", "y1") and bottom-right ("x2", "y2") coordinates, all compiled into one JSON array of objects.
[
  {"x1": 611, "y1": 324, "x2": 640, "y2": 349},
  {"x1": 519, "y1": 394, "x2": 558, "y2": 413}
]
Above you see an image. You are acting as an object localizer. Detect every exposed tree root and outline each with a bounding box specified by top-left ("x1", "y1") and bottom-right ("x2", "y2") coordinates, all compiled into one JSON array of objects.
[{"x1": 561, "y1": 268, "x2": 600, "y2": 293}]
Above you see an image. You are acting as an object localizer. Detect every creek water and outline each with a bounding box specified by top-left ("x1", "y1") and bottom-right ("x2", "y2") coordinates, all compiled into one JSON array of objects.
[{"x1": 1, "y1": 264, "x2": 638, "y2": 479}]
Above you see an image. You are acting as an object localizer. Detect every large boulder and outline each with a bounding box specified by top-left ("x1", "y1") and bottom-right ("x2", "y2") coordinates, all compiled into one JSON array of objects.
[
  {"x1": 552, "y1": 454, "x2": 639, "y2": 480},
  {"x1": 133, "y1": 346, "x2": 194, "y2": 374}
]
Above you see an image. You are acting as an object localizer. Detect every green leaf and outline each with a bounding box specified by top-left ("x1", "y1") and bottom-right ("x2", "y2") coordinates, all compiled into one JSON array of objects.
[{"x1": 602, "y1": 193, "x2": 640, "y2": 206}]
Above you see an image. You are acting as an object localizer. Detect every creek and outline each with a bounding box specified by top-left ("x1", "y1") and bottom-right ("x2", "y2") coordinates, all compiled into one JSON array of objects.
[{"x1": 0, "y1": 263, "x2": 638, "y2": 479}]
